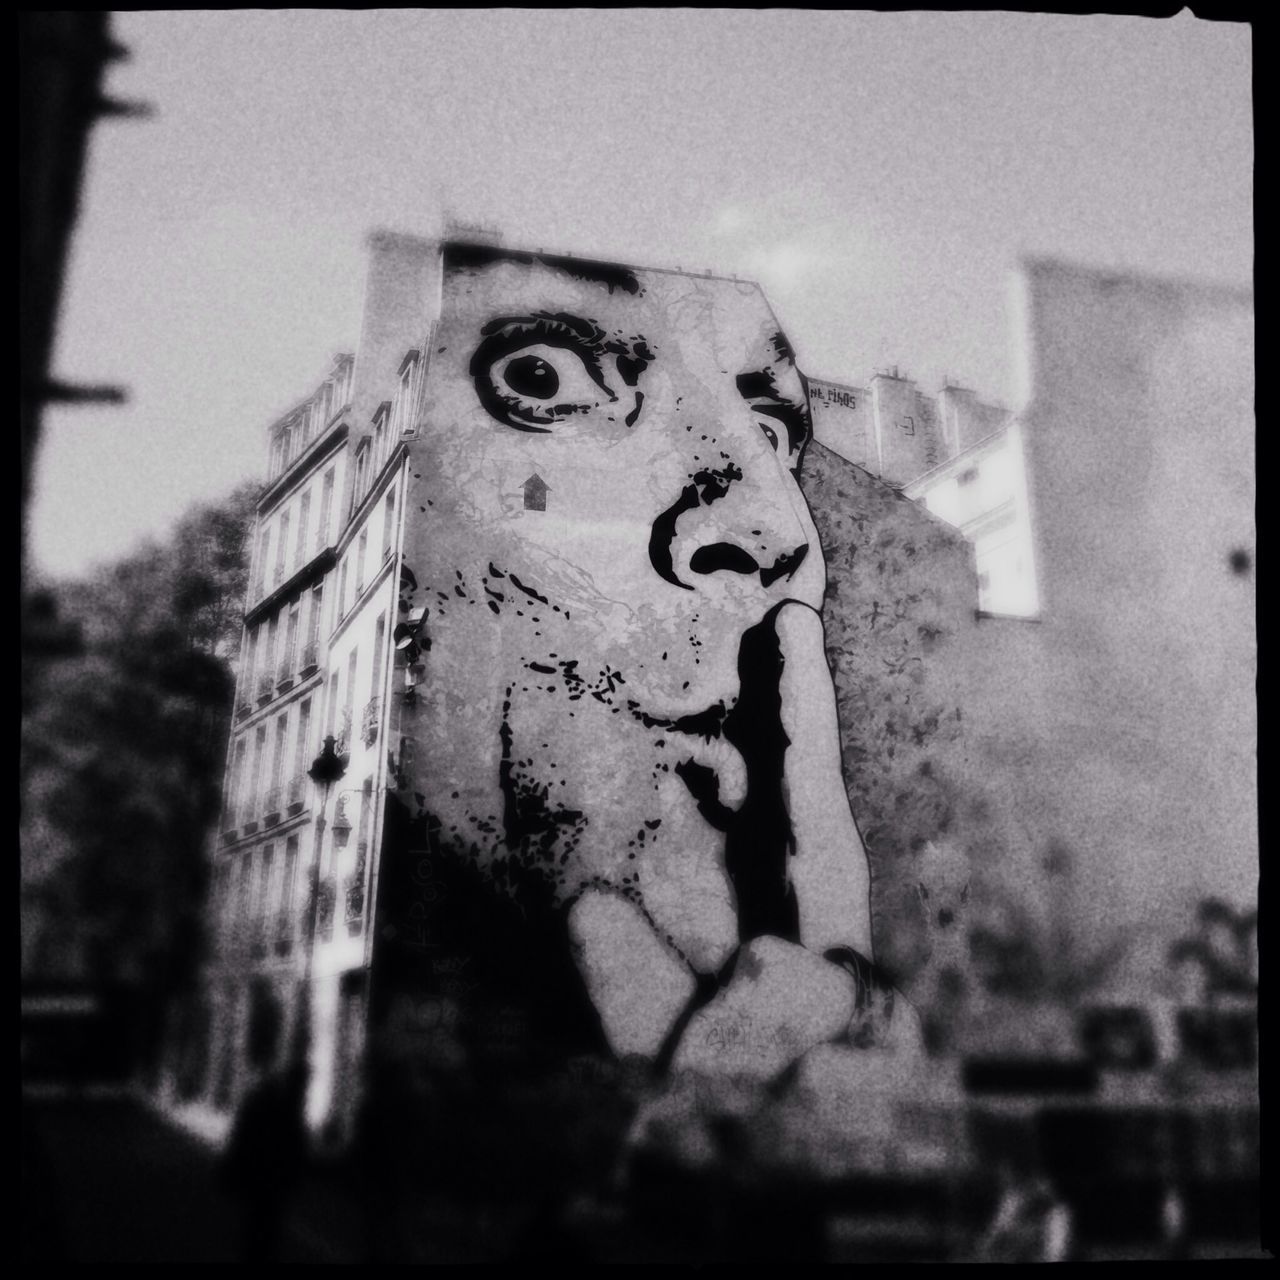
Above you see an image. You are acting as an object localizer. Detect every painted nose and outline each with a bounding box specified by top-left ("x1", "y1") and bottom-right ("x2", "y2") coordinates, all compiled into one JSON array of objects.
[
  {"x1": 650, "y1": 418, "x2": 817, "y2": 599},
  {"x1": 688, "y1": 540, "x2": 809, "y2": 585}
]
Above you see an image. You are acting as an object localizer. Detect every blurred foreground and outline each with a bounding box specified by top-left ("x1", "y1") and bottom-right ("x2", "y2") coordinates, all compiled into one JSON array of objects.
[{"x1": 23, "y1": 1041, "x2": 1262, "y2": 1264}]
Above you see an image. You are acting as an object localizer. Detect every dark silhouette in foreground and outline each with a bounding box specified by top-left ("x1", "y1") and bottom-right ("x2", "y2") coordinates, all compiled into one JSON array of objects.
[{"x1": 220, "y1": 1062, "x2": 310, "y2": 1262}]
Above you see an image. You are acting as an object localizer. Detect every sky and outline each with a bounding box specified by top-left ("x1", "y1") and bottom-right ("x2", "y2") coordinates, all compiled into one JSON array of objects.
[{"x1": 29, "y1": 9, "x2": 1251, "y2": 581}]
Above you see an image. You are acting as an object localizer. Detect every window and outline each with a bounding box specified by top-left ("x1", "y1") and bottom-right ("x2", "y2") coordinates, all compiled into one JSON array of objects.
[
  {"x1": 295, "y1": 491, "x2": 310, "y2": 568},
  {"x1": 382, "y1": 487, "x2": 396, "y2": 561},
  {"x1": 230, "y1": 738, "x2": 248, "y2": 827},
  {"x1": 264, "y1": 615, "x2": 279, "y2": 693},
  {"x1": 344, "y1": 648, "x2": 359, "y2": 739},
  {"x1": 280, "y1": 838, "x2": 299, "y2": 935},
  {"x1": 270, "y1": 713, "x2": 288, "y2": 795},
  {"x1": 327, "y1": 671, "x2": 340, "y2": 739},
  {"x1": 395, "y1": 351, "x2": 420, "y2": 439},
  {"x1": 305, "y1": 583, "x2": 323, "y2": 667},
  {"x1": 257, "y1": 845, "x2": 275, "y2": 936},
  {"x1": 252, "y1": 724, "x2": 267, "y2": 817},
  {"x1": 372, "y1": 402, "x2": 392, "y2": 468},
  {"x1": 356, "y1": 776, "x2": 373, "y2": 854},
  {"x1": 356, "y1": 528, "x2": 368, "y2": 595},
  {"x1": 338, "y1": 558, "x2": 350, "y2": 620},
  {"x1": 316, "y1": 468, "x2": 335, "y2": 554},
  {"x1": 275, "y1": 511, "x2": 290, "y2": 584},
  {"x1": 255, "y1": 527, "x2": 271, "y2": 597},
  {"x1": 241, "y1": 626, "x2": 257, "y2": 707},
  {"x1": 353, "y1": 444, "x2": 369, "y2": 512},
  {"x1": 282, "y1": 602, "x2": 300, "y2": 682},
  {"x1": 255, "y1": 626, "x2": 271, "y2": 699},
  {"x1": 238, "y1": 851, "x2": 254, "y2": 935},
  {"x1": 293, "y1": 698, "x2": 312, "y2": 786},
  {"x1": 371, "y1": 613, "x2": 386, "y2": 704}
]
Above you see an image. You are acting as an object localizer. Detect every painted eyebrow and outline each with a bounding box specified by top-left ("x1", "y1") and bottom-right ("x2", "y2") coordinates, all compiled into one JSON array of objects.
[
  {"x1": 443, "y1": 241, "x2": 642, "y2": 295},
  {"x1": 769, "y1": 331, "x2": 796, "y2": 364},
  {"x1": 476, "y1": 312, "x2": 653, "y2": 387}
]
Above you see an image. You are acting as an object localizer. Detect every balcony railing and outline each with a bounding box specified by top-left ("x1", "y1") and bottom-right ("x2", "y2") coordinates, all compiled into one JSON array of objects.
[
  {"x1": 286, "y1": 772, "x2": 306, "y2": 814},
  {"x1": 361, "y1": 698, "x2": 380, "y2": 747},
  {"x1": 236, "y1": 696, "x2": 253, "y2": 721},
  {"x1": 300, "y1": 639, "x2": 319, "y2": 674},
  {"x1": 276, "y1": 656, "x2": 294, "y2": 691},
  {"x1": 263, "y1": 784, "x2": 282, "y2": 825},
  {"x1": 256, "y1": 672, "x2": 274, "y2": 703},
  {"x1": 316, "y1": 877, "x2": 336, "y2": 942},
  {"x1": 238, "y1": 794, "x2": 259, "y2": 833},
  {"x1": 345, "y1": 842, "x2": 368, "y2": 934},
  {"x1": 334, "y1": 710, "x2": 352, "y2": 758}
]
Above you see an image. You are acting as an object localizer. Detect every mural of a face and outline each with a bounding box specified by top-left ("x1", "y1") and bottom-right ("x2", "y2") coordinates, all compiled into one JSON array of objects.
[{"x1": 402, "y1": 245, "x2": 874, "y2": 1060}]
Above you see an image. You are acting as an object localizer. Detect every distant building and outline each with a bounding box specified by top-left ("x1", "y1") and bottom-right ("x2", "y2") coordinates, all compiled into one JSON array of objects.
[
  {"x1": 813, "y1": 255, "x2": 1255, "y2": 967},
  {"x1": 807, "y1": 371, "x2": 1028, "y2": 616},
  {"x1": 954, "y1": 258, "x2": 1255, "y2": 948},
  {"x1": 904, "y1": 421, "x2": 1039, "y2": 619}
]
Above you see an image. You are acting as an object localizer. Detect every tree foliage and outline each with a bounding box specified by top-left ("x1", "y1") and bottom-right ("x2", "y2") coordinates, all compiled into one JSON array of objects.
[{"x1": 21, "y1": 482, "x2": 259, "y2": 1004}]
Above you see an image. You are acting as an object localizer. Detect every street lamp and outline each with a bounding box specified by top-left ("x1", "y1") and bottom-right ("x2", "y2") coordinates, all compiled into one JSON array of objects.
[{"x1": 293, "y1": 735, "x2": 347, "y2": 1069}]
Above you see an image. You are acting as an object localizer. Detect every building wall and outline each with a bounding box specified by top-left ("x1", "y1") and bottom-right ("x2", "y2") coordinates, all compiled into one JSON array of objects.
[
  {"x1": 348, "y1": 231, "x2": 440, "y2": 518},
  {"x1": 806, "y1": 376, "x2": 871, "y2": 469},
  {"x1": 380, "y1": 245, "x2": 987, "y2": 1069},
  {"x1": 938, "y1": 383, "x2": 1013, "y2": 455},
  {"x1": 960, "y1": 259, "x2": 1255, "y2": 952},
  {"x1": 904, "y1": 422, "x2": 1040, "y2": 619},
  {"x1": 799, "y1": 441, "x2": 981, "y2": 984},
  {"x1": 870, "y1": 372, "x2": 946, "y2": 485},
  {"x1": 202, "y1": 236, "x2": 442, "y2": 1126}
]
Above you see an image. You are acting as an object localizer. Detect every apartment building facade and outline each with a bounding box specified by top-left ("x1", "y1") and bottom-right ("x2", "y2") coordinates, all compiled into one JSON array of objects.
[{"x1": 197, "y1": 232, "x2": 438, "y2": 1134}]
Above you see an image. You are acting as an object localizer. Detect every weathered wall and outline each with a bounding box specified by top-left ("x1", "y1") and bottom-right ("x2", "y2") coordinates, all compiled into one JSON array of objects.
[{"x1": 800, "y1": 441, "x2": 981, "y2": 985}]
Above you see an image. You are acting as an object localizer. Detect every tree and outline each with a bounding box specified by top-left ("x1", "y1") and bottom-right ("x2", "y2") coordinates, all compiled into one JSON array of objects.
[{"x1": 21, "y1": 482, "x2": 258, "y2": 1059}]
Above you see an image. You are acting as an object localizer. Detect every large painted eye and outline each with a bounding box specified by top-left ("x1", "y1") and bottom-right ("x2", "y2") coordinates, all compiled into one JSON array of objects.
[
  {"x1": 471, "y1": 319, "x2": 623, "y2": 434},
  {"x1": 488, "y1": 343, "x2": 605, "y2": 415},
  {"x1": 736, "y1": 368, "x2": 811, "y2": 467}
]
